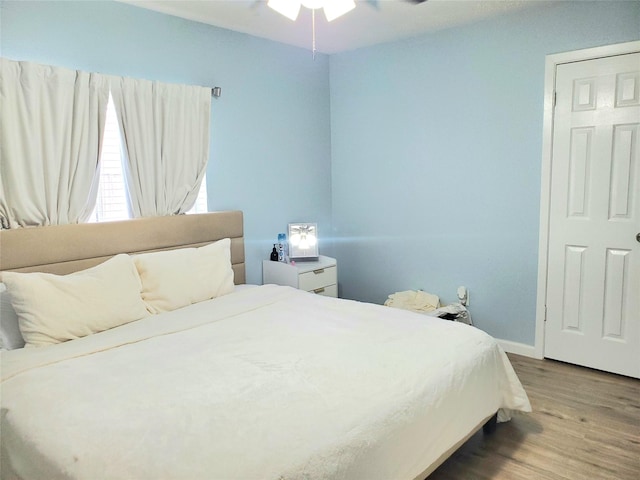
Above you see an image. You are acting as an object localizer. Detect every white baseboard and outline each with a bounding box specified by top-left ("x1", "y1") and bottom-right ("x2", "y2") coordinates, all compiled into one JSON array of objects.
[{"x1": 496, "y1": 339, "x2": 538, "y2": 358}]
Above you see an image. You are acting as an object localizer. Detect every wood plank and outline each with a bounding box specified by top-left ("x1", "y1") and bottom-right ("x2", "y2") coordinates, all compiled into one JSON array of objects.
[{"x1": 427, "y1": 354, "x2": 640, "y2": 479}]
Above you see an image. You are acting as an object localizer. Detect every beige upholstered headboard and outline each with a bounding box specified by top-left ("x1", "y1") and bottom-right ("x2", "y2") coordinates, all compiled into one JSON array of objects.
[{"x1": 0, "y1": 211, "x2": 245, "y2": 284}]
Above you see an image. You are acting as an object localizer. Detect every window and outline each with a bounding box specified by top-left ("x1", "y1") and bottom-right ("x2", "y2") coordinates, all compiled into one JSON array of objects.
[
  {"x1": 89, "y1": 94, "x2": 208, "y2": 222},
  {"x1": 89, "y1": 95, "x2": 128, "y2": 222},
  {"x1": 187, "y1": 174, "x2": 209, "y2": 214}
]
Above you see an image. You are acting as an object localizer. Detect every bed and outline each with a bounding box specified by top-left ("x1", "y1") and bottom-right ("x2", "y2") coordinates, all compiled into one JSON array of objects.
[{"x1": 0, "y1": 211, "x2": 531, "y2": 480}]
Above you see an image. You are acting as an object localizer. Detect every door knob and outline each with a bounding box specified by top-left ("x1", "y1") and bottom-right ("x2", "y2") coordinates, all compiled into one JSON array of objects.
[{"x1": 637, "y1": 233, "x2": 640, "y2": 243}]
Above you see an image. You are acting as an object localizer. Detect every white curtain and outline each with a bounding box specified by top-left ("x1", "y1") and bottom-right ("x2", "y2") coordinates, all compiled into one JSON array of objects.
[
  {"x1": 0, "y1": 58, "x2": 109, "y2": 228},
  {"x1": 109, "y1": 77, "x2": 210, "y2": 218}
]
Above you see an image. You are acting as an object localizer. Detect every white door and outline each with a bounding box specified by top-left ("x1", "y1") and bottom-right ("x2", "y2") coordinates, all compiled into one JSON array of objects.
[{"x1": 544, "y1": 52, "x2": 640, "y2": 378}]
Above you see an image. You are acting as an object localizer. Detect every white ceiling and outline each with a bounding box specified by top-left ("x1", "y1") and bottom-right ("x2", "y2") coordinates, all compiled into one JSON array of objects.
[{"x1": 118, "y1": 0, "x2": 550, "y2": 54}]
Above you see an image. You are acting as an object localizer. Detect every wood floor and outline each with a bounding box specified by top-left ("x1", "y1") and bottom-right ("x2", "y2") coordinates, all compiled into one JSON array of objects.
[{"x1": 427, "y1": 354, "x2": 640, "y2": 480}]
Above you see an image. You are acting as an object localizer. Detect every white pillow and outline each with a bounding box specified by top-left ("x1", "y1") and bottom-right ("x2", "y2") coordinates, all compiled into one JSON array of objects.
[
  {"x1": 2, "y1": 254, "x2": 149, "y2": 348},
  {"x1": 0, "y1": 283, "x2": 25, "y2": 350},
  {"x1": 134, "y1": 238, "x2": 235, "y2": 314}
]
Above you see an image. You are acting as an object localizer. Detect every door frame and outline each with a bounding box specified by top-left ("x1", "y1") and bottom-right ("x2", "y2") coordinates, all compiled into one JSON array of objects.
[{"x1": 535, "y1": 40, "x2": 640, "y2": 359}]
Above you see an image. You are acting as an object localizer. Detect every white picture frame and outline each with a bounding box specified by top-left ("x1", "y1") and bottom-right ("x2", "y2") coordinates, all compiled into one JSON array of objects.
[{"x1": 288, "y1": 223, "x2": 318, "y2": 259}]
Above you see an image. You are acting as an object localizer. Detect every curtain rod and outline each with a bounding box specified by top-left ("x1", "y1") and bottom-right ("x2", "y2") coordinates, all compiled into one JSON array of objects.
[{"x1": 211, "y1": 87, "x2": 221, "y2": 98}]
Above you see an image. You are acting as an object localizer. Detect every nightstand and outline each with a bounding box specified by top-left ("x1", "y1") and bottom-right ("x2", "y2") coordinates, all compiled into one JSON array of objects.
[{"x1": 262, "y1": 255, "x2": 337, "y2": 297}]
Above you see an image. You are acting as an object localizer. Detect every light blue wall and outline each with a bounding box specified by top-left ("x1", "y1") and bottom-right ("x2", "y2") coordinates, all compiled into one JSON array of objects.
[
  {"x1": 3, "y1": 0, "x2": 639, "y2": 346},
  {"x1": 0, "y1": 0, "x2": 333, "y2": 285},
  {"x1": 329, "y1": 1, "x2": 640, "y2": 344}
]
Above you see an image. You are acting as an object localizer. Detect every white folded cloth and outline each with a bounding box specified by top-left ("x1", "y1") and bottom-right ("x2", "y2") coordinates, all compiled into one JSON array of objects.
[{"x1": 384, "y1": 290, "x2": 440, "y2": 312}]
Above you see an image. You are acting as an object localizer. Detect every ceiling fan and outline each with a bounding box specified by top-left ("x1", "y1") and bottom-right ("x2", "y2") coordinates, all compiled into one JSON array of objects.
[
  {"x1": 267, "y1": 0, "x2": 428, "y2": 23},
  {"x1": 266, "y1": 0, "x2": 428, "y2": 57}
]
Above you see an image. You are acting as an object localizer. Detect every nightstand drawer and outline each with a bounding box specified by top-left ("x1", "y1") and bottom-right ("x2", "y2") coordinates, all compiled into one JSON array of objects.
[
  {"x1": 298, "y1": 265, "x2": 337, "y2": 291},
  {"x1": 263, "y1": 255, "x2": 338, "y2": 298},
  {"x1": 309, "y1": 283, "x2": 337, "y2": 297}
]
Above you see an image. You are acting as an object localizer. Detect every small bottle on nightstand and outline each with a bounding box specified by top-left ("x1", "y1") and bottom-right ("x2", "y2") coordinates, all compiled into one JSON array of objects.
[{"x1": 270, "y1": 244, "x2": 279, "y2": 261}]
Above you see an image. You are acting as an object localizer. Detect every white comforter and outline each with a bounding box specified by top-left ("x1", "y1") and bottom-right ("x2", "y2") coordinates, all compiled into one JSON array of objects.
[{"x1": 1, "y1": 285, "x2": 531, "y2": 480}]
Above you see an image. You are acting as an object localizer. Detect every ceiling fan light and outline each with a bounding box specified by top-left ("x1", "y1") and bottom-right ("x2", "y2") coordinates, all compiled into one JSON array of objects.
[
  {"x1": 267, "y1": 0, "x2": 302, "y2": 21},
  {"x1": 301, "y1": 0, "x2": 324, "y2": 10},
  {"x1": 323, "y1": 0, "x2": 356, "y2": 22}
]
